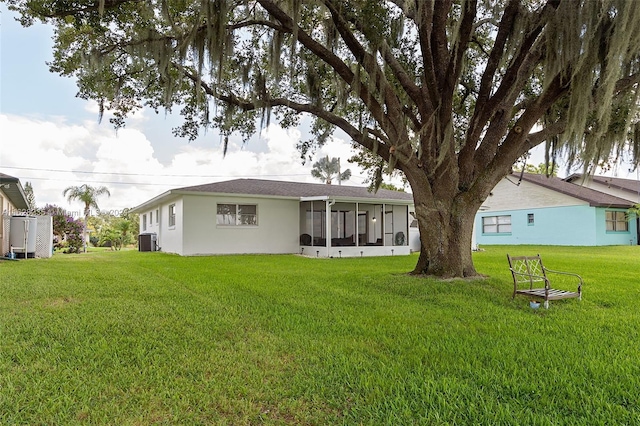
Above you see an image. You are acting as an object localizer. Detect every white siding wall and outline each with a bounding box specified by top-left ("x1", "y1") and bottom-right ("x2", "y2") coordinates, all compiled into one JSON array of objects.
[
  {"x1": 579, "y1": 181, "x2": 640, "y2": 203},
  {"x1": 182, "y1": 194, "x2": 299, "y2": 256},
  {"x1": 143, "y1": 197, "x2": 183, "y2": 255},
  {"x1": 482, "y1": 178, "x2": 588, "y2": 211}
]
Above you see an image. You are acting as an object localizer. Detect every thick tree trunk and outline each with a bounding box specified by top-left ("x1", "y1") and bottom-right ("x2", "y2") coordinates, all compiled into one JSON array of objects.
[
  {"x1": 411, "y1": 199, "x2": 478, "y2": 277},
  {"x1": 406, "y1": 167, "x2": 484, "y2": 278}
]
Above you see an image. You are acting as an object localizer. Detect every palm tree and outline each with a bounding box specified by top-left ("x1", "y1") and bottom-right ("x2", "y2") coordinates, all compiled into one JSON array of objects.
[
  {"x1": 310, "y1": 156, "x2": 351, "y2": 185},
  {"x1": 63, "y1": 184, "x2": 111, "y2": 252}
]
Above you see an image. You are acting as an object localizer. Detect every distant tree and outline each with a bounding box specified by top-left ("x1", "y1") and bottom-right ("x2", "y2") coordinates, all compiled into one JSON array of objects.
[
  {"x1": 513, "y1": 162, "x2": 559, "y2": 177},
  {"x1": 98, "y1": 227, "x2": 121, "y2": 250},
  {"x1": 311, "y1": 156, "x2": 351, "y2": 184},
  {"x1": 349, "y1": 149, "x2": 407, "y2": 191},
  {"x1": 63, "y1": 184, "x2": 111, "y2": 252},
  {"x1": 379, "y1": 182, "x2": 405, "y2": 192},
  {"x1": 120, "y1": 207, "x2": 140, "y2": 243},
  {"x1": 89, "y1": 209, "x2": 137, "y2": 250},
  {"x1": 23, "y1": 181, "x2": 37, "y2": 212}
]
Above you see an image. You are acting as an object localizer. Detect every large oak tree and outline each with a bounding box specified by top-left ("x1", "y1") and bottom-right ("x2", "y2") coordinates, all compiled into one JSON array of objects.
[{"x1": 7, "y1": 0, "x2": 640, "y2": 277}]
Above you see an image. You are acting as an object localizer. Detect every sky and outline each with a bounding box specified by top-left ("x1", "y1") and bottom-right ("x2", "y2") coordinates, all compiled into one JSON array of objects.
[{"x1": 0, "y1": 5, "x2": 383, "y2": 216}]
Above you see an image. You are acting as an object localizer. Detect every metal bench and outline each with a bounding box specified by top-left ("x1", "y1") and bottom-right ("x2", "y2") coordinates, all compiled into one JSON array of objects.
[{"x1": 507, "y1": 254, "x2": 583, "y2": 309}]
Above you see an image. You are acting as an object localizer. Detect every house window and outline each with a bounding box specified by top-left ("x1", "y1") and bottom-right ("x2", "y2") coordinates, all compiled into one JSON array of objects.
[
  {"x1": 142, "y1": 214, "x2": 147, "y2": 231},
  {"x1": 149, "y1": 211, "x2": 153, "y2": 225},
  {"x1": 168, "y1": 204, "x2": 176, "y2": 228},
  {"x1": 527, "y1": 213, "x2": 534, "y2": 225},
  {"x1": 606, "y1": 211, "x2": 628, "y2": 232},
  {"x1": 217, "y1": 204, "x2": 257, "y2": 226},
  {"x1": 155, "y1": 209, "x2": 159, "y2": 224},
  {"x1": 482, "y1": 215, "x2": 511, "y2": 234}
]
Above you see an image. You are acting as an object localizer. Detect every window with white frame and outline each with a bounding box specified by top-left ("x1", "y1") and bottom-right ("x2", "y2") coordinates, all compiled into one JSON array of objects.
[
  {"x1": 482, "y1": 215, "x2": 512, "y2": 234},
  {"x1": 605, "y1": 210, "x2": 628, "y2": 232},
  {"x1": 155, "y1": 209, "x2": 159, "y2": 224},
  {"x1": 217, "y1": 204, "x2": 257, "y2": 226},
  {"x1": 168, "y1": 204, "x2": 176, "y2": 227},
  {"x1": 149, "y1": 211, "x2": 153, "y2": 225},
  {"x1": 142, "y1": 214, "x2": 147, "y2": 231}
]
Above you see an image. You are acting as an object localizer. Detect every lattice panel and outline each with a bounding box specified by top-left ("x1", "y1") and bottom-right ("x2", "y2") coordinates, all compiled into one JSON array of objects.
[{"x1": 36, "y1": 215, "x2": 53, "y2": 258}]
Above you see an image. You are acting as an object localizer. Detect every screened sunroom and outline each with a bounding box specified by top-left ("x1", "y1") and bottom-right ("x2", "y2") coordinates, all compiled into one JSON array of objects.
[{"x1": 299, "y1": 197, "x2": 411, "y2": 257}]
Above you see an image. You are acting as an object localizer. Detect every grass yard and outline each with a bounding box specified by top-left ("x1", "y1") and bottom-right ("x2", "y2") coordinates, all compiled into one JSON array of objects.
[{"x1": 1, "y1": 246, "x2": 639, "y2": 425}]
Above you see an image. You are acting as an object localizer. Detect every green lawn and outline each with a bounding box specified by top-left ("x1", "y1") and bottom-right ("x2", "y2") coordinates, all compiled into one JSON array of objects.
[{"x1": 1, "y1": 246, "x2": 639, "y2": 425}]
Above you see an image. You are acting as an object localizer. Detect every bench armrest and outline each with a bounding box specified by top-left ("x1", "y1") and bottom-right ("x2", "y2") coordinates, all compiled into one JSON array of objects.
[{"x1": 542, "y1": 267, "x2": 583, "y2": 292}]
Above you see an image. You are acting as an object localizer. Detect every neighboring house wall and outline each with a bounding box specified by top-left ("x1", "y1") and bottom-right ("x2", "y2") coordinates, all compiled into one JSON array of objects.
[
  {"x1": 579, "y1": 181, "x2": 640, "y2": 204},
  {"x1": 477, "y1": 205, "x2": 597, "y2": 245},
  {"x1": 484, "y1": 178, "x2": 584, "y2": 210},
  {"x1": 182, "y1": 194, "x2": 299, "y2": 256},
  {"x1": 476, "y1": 177, "x2": 638, "y2": 246}
]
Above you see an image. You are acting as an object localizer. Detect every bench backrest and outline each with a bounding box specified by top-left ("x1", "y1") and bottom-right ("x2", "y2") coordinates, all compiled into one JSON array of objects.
[{"x1": 507, "y1": 254, "x2": 548, "y2": 289}]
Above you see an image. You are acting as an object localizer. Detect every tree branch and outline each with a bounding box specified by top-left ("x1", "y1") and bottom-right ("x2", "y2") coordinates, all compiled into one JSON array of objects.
[
  {"x1": 321, "y1": 0, "x2": 406, "y2": 143},
  {"x1": 178, "y1": 63, "x2": 395, "y2": 163},
  {"x1": 416, "y1": 1, "x2": 440, "y2": 109},
  {"x1": 256, "y1": 0, "x2": 388, "y2": 137},
  {"x1": 526, "y1": 121, "x2": 567, "y2": 148}
]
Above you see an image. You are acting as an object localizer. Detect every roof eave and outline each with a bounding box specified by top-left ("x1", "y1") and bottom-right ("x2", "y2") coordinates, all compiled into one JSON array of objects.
[
  {"x1": 589, "y1": 202, "x2": 632, "y2": 209},
  {"x1": 129, "y1": 190, "x2": 174, "y2": 214},
  {"x1": 0, "y1": 177, "x2": 29, "y2": 211}
]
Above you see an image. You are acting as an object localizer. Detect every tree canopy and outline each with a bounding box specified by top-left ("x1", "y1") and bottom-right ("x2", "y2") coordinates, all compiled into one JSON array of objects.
[
  {"x1": 63, "y1": 184, "x2": 111, "y2": 217},
  {"x1": 6, "y1": 0, "x2": 640, "y2": 277}
]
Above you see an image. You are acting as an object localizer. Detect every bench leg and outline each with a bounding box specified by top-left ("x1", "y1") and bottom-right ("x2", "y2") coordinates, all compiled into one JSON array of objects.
[{"x1": 544, "y1": 300, "x2": 549, "y2": 309}]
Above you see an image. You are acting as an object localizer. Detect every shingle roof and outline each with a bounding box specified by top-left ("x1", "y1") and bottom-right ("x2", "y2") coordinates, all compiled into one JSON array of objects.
[
  {"x1": 175, "y1": 179, "x2": 414, "y2": 201},
  {"x1": 131, "y1": 178, "x2": 414, "y2": 213},
  {"x1": 565, "y1": 173, "x2": 640, "y2": 195},
  {"x1": 520, "y1": 173, "x2": 633, "y2": 208}
]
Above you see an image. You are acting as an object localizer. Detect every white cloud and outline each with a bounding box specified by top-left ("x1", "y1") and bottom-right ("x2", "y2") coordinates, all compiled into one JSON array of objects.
[{"x1": 1, "y1": 114, "x2": 383, "y2": 217}]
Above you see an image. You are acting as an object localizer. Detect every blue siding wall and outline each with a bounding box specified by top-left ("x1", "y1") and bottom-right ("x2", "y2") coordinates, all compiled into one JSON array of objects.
[{"x1": 475, "y1": 205, "x2": 637, "y2": 246}]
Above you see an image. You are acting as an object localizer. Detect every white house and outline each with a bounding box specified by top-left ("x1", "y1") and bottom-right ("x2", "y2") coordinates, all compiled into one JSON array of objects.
[{"x1": 131, "y1": 179, "x2": 416, "y2": 257}]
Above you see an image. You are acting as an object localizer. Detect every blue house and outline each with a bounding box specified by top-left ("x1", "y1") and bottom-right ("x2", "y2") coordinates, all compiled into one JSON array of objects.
[{"x1": 475, "y1": 173, "x2": 638, "y2": 246}]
